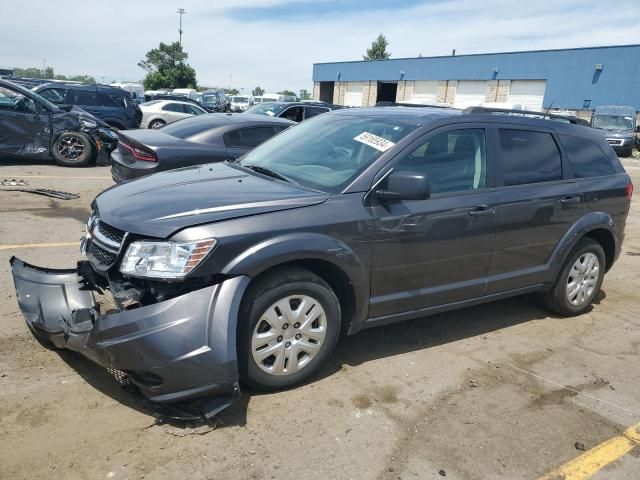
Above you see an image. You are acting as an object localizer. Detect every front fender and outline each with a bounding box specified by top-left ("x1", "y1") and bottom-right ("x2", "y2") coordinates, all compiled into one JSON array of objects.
[
  {"x1": 221, "y1": 232, "x2": 370, "y2": 332},
  {"x1": 546, "y1": 210, "x2": 617, "y2": 280}
]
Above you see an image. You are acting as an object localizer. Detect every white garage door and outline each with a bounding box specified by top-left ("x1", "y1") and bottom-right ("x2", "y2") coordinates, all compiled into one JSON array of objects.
[
  {"x1": 508, "y1": 80, "x2": 546, "y2": 112},
  {"x1": 454, "y1": 81, "x2": 487, "y2": 109},
  {"x1": 344, "y1": 82, "x2": 364, "y2": 107},
  {"x1": 410, "y1": 80, "x2": 438, "y2": 104}
]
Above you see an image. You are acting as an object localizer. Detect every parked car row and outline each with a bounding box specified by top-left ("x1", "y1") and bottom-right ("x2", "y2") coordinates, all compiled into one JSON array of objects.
[{"x1": 10, "y1": 103, "x2": 632, "y2": 419}]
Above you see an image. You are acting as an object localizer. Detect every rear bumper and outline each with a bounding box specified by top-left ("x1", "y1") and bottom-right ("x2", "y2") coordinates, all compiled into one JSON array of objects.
[{"x1": 10, "y1": 257, "x2": 249, "y2": 416}]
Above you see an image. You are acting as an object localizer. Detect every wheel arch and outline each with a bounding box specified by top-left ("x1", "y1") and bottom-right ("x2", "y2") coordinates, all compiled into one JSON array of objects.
[
  {"x1": 548, "y1": 211, "x2": 618, "y2": 279},
  {"x1": 221, "y1": 233, "x2": 370, "y2": 334}
]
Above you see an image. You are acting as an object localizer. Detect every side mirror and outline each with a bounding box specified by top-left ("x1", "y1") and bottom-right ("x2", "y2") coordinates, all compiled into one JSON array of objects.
[
  {"x1": 635, "y1": 125, "x2": 640, "y2": 133},
  {"x1": 376, "y1": 170, "x2": 431, "y2": 201}
]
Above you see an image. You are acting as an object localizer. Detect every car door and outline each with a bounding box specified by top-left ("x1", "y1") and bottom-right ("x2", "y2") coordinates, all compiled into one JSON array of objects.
[
  {"x1": 485, "y1": 126, "x2": 585, "y2": 294},
  {"x1": 224, "y1": 126, "x2": 277, "y2": 159},
  {"x1": 0, "y1": 84, "x2": 51, "y2": 158},
  {"x1": 162, "y1": 103, "x2": 190, "y2": 123},
  {"x1": 68, "y1": 87, "x2": 103, "y2": 118},
  {"x1": 369, "y1": 126, "x2": 500, "y2": 318}
]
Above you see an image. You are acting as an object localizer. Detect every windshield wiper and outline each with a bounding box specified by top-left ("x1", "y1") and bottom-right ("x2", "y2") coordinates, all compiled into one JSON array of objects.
[{"x1": 243, "y1": 165, "x2": 294, "y2": 183}]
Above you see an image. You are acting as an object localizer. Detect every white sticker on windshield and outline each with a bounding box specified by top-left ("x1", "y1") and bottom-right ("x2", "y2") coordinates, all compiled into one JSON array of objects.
[{"x1": 353, "y1": 132, "x2": 395, "y2": 152}]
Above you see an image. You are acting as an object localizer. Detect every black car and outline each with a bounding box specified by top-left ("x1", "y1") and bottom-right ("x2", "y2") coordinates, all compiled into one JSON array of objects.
[
  {"x1": 0, "y1": 79, "x2": 118, "y2": 166},
  {"x1": 245, "y1": 101, "x2": 342, "y2": 122},
  {"x1": 33, "y1": 83, "x2": 142, "y2": 130},
  {"x1": 10, "y1": 105, "x2": 632, "y2": 417},
  {"x1": 110, "y1": 113, "x2": 294, "y2": 183},
  {"x1": 201, "y1": 90, "x2": 230, "y2": 112}
]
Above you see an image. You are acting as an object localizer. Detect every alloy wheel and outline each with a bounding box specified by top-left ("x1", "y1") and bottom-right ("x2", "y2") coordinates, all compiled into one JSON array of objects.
[{"x1": 57, "y1": 135, "x2": 85, "y2": 160}]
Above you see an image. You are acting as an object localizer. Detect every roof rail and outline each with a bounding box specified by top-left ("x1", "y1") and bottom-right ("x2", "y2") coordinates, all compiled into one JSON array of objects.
[
  {"x1": 375, "y1": 101, "x2": 453, "y2": 109},
  {"x1": 463, "y1": 106, "x2": 589, "y2": 126}
]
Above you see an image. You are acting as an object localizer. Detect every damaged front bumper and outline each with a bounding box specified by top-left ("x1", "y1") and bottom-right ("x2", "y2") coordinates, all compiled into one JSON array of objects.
[{"x1": 10, "y1": 257, "x2": 249, "y2": 418}]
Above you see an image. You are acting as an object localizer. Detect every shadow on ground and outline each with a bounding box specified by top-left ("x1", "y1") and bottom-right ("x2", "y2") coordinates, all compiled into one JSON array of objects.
[{"x1": 53, "y1": 291, "x2": 606, "y2": 430}]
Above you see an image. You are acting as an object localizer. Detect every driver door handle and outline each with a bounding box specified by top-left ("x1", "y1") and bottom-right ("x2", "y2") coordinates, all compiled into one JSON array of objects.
[
  {"x1": 560, "y1": 195, "x2": 581, "y2": 205},
  {"x1": 468, "y1": 205, "x2": 496, "y2": 216}
]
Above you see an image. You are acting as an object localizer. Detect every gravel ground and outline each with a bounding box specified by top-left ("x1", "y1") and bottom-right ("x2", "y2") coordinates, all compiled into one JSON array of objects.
[{"x1": 0, "y1": 159, "x2": 639, "y2": 480}]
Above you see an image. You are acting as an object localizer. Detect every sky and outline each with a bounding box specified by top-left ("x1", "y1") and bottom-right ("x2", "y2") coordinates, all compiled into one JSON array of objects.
[{"x1": 1, "y1": 0, "x2": 640, "y2": 94}]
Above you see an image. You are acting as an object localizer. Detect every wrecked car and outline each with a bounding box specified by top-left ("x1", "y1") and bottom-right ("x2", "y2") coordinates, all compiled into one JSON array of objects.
[
  {"x1": 11, "y1": 105, "x2": 631, "y2": 418},
  {"x1": 0, "y1": 79, "x2": 117, "y2": 166}
]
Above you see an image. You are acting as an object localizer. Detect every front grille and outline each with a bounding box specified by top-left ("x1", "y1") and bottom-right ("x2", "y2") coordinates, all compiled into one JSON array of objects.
[
  {"x1": 97, "y1": 221, "x2": 125, "y2": 244},
  {"x1": 88, "y1": 242, "x2": 117, "y2": 268}
]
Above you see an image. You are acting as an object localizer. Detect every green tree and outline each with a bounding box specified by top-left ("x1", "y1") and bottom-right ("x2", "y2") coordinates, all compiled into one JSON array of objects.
[
  {"x1": 138, "y1": 41, "x2": 197, "y2": 90},
  {"x1": 363, "y1": 33, "x2": 391, "y2": 61},
  {"x1": 252, "y1": 86, "x2": 265, "y2": 97},
  {"x1": 225, "y1": 88, "x2": 239, "y2": 96},
  {"x1": 278, "y1": 90, "x2": 296, "y2": 97},
  {"x1": 68, "y1": 75, "x2": 96, "y2": 84},
  {"x1": 299, "y1": 89, "x2": 311, "y2": 100}
]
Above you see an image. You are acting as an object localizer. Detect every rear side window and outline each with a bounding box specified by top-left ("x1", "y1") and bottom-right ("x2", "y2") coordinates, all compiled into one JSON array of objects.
[
  {"x1": 224, "y1": 127, "x2": 276, "y2": 148},
  {"x1": 162, "y1": 103, "x2": 185, "y2": 113},
  {"x1": 305, "y1": 106, "x2": 330, "y2": 119},
  {"x1": 70, "y1": 90, "x2": 99, "y2": 106},
  {"x1": 499, "y1": 129, "x2": 562, "y2": 186},
  {"x1": 559, "y1": 135, "x2": 616, "y2": 178}
]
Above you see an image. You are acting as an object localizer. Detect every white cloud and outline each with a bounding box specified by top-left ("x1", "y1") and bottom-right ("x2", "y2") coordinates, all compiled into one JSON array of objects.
[{"x1": 0, "y1": 0, "x2": 638, "y2": 93}]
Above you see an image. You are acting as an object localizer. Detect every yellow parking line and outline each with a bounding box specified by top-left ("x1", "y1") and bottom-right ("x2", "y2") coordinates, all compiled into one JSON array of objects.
[
  {"x1": 538, "y1": 422, "x2": 640, "y2": 480},
  {"x1": 0, "y1": 242, "x2": 78, "y2": 251}
]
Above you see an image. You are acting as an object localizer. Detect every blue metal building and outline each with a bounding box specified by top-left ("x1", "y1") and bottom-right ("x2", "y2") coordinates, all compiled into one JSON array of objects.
[{"x1": 312, "y1": 44, "x2": 640, "y2": 116}]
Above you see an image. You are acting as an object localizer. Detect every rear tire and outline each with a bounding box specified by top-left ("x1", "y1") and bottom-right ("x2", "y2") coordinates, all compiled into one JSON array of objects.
[
  {"x1": 148, "y1": 119, "x2": 165, "y2": 129},
  {"x1": 542, "y1": 238, "x2": 605, "y2": 316},
  {"x1": 51, "y1": 131, "x2": 93, "y2": 167},
  {"x1": 238, "y1": 267, "x2": 341, "y2": 391}
]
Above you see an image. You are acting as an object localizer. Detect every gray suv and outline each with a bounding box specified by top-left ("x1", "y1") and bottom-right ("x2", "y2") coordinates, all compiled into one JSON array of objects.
[{"x1": 10, "y1": 105, "x2": 632, "y2": 418}]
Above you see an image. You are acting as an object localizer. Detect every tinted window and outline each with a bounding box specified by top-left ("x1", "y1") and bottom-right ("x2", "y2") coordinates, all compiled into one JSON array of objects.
[
  {"x1": 70, "y1": 90, "x2": 99, "y2": 106},
  {"x1": 305, "y1": 106, "x2": 330, "y2": 119},
  {"x1": 162, "y1": 103, "x2": 185, "y2": 113},
  {"x1": 499, "y1": 129, "x2": 562, "y2": 186},
  {"x1": 39, "y1": 88, "x2": 67, "y2": 104},
  {"x1": 0, "y1": 85, "x2": 37, "y2": 113},
  {"x1": 98, "y1": 93, "x2": 121, "y2": 108},
  {"x1": 559, "y1": 134, "x2": 616, "y2": 178},
  {"x1": 281, "y1": 106, "x2": 303, "y2": 122},
  {"x1": 185, "y1": 104, "x2": 205, "y2": 115},
  {"x1": 396, "y1": 129, "x2": 487, "y2": 194},
  {"x1": 224, "y1": 130, "x2": 242, "y2": 147},
  {"x1": 240, "y1": 127, "x2": 276, "y2": 148}
]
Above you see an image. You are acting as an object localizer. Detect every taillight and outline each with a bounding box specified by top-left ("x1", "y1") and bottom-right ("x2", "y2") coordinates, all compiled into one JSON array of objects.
[
  {"x1": 119, "y1": 140, "x2": 157, "y2": 162},
  {"x1": 626, "y1": 180, "x2": 633, "y2": 199}
]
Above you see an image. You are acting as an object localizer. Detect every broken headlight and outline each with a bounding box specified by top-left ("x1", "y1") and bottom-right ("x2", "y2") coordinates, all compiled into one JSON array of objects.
[{"x1": 120, "y1": 239, "x2": 216, "y2": 279}]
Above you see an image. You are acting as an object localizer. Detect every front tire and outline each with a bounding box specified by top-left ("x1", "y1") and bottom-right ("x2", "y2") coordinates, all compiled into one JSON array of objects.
[
  {"x1": 52, "y1": 132, "x2": 93, "y2": 167},
  {"x1": 542, "y1": 238, "x2": 605, "y2": 316},
  {"x1": 238, "y1": 267, "x2": 341, "y2": 391}
]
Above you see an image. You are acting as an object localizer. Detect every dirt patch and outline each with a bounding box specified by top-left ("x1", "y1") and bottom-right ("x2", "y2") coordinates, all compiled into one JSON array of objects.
[
  {"x1": 12, "y1": 199, "x2": 89, "y2": 223},
  {"x1": 352, "y1": 394, "x2": 372, "y2": 409}
]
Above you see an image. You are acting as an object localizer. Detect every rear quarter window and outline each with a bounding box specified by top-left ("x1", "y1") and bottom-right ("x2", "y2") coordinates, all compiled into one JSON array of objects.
[
  {"x1": 559, "y1": 134, "x2": 617, "y2": 178},
  {"x1": 499, "y1": 129, "x2": 562, "y2": 186}
]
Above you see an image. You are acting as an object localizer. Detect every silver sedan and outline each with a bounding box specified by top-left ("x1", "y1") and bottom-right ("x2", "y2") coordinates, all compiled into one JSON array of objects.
[{"x1": 140, "y1": 100, "x2": 207, "y2": 129}]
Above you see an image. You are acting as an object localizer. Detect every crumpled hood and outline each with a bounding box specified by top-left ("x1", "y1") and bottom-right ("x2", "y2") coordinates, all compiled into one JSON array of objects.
[{"x1": 95, "y1": 162, "x2": 330, "y2": 238}]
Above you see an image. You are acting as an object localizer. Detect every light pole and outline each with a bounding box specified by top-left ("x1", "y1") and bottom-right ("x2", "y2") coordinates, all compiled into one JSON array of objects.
[{"x1": 177, "y1": 8, "x2": 186, "y2": 45}]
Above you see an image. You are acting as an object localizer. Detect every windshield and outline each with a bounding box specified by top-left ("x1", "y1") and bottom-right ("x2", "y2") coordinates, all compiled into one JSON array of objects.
[
  {"x1": 232, "y1": 96, "x2": 249, "y2": 103},
  {"x1": 238, "y1": 113, "x2": 417, "y2": 193},
  {"x1": 29, "y1": 88, "x2": 60, "y2": 112},
  {"x1": 592, "y1": 114, "x2": 635, "y2": 131},
  {"x1": 202, "y1": 93, "x2": 219, "y2": 105},
  {"x1": 246, "y1": 103, "x2": 287, "y2": 116}
]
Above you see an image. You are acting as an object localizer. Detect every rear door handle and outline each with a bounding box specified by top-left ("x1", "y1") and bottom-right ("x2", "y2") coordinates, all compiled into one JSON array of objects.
[
  {"x1": 560, "y1": 195, "x2": 581, "y2": 205},
  {"x1": 468, "y1": 205, "x2": 496, "y2": 216}
]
